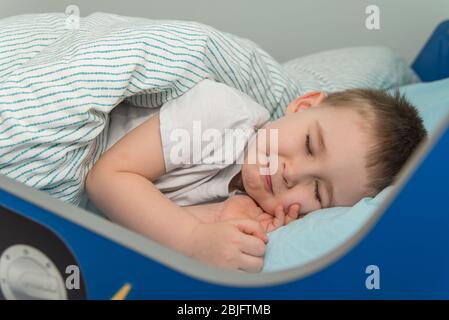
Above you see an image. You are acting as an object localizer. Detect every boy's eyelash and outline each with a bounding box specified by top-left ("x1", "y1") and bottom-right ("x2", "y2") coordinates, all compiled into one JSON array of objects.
[
  {"x1": 314, "y1": 180, "x2": 322, "y2": 207},
  {"x1": 306, "y1": 134, "x2": 322, "y2": 207},
  {"x1": 306, "y1": 134, "x2": 312, "y2": 155}
]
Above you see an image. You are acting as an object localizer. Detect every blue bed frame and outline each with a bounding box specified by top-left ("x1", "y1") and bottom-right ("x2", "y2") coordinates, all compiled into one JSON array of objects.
[{"x1": 0, "y1": 21, "x2": 448, "y2": 300}]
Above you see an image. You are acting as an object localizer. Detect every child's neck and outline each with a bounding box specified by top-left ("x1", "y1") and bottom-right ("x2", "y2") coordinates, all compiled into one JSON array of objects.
[{"x1": 228, "y1": 171, "x2": 244, "y2": 193}]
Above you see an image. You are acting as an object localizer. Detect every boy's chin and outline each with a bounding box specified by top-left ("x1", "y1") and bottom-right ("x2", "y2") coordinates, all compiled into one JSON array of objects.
[{"x1": 250, "y1": 193, "x2": 276, "y2": 215}]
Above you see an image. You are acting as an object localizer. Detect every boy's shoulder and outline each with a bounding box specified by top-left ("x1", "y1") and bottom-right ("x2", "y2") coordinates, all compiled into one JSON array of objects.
[{"x1": 185, "y1": 78, "x2": 271, "y2": 126}]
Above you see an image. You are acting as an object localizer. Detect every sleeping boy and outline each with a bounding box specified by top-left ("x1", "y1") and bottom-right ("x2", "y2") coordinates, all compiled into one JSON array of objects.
[{"x1": 85, "y1": 78, "x2": 427, "y2": 272}]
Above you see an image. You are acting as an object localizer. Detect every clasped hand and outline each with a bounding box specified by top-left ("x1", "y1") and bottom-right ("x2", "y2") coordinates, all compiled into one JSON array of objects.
[
  {"x1": 218, "y1": 195, "x2": 301, "y2": 232},
  {"x1": 188, "y1": 195, "x2": 301, "y2": 272}
]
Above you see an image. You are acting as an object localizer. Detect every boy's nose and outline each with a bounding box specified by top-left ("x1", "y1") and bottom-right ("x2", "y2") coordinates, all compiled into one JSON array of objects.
[{"x1": 283, "y1": 158, "x2": 304, "y2": 185}]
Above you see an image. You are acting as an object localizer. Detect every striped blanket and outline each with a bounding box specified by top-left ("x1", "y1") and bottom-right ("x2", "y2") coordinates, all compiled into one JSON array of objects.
[{"x1": 0, "y1": 13, "x2": 301, "y2": 205}]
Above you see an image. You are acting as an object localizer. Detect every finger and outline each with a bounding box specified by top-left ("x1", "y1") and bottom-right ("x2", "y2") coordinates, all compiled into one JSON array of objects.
[
  {"x1": 260, "y1": 220, "x2": 271, "y2": 233},
  {"x1": 285, "y1": 204, "x2": 297, "y2": 223},
  {"x1": 232, "y1": 219, "x2": 268, "y2": 243},
  {"x1": 273, "y1": 204, "x2": 286, "y2": 229},
  {"x1": 266, "y1": 205, "x2": 285, "y2": 233},
  {"x1": 286, "y1": 203, "x2": 300, "y2": 224},
  {"x1": 291, "y1": 203, "x2": 301, "y2": 219},
  {"x1": 254, "y1": 214, "x2": 272, "y2": 233},
  {"x1": 240, "y1": 234, "x2": 266, "y2": 257},
  {"x1": 238, "y1": 253, "x2": 264, "y2": 273}
]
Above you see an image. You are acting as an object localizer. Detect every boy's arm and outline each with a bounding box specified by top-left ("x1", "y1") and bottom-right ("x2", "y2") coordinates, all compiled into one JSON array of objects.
[
  {"x1": 85, "y1": 114, "x2": 200, "y2": 254},
  {"x1": 85, "y1": 113, "x2": 267, "y2": 272}
]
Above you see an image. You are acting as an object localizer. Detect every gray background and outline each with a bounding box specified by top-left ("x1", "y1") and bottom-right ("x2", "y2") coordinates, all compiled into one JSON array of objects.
[{"x1": 0, "y1": 0, "x2": 448, "y2": 64}]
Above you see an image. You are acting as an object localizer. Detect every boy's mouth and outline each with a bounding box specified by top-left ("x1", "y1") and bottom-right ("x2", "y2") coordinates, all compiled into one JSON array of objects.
[
  {"x1": 263, "y1": 161, "x2": 273, "y2": 194},
  {"x1": 264, "y1": 174, "x2": 273, "y2": 194}
]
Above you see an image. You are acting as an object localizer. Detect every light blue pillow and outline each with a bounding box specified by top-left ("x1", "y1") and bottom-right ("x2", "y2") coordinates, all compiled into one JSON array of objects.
[
  {"x1": 263, "y1": 187, "x2": 393, "y2": 272},
  {"x1": 263, "y1": 77, "x2": 449, "y2": 272},
  {"x1": 392, "y1": 77, "x2": 449, "y2": 135}
]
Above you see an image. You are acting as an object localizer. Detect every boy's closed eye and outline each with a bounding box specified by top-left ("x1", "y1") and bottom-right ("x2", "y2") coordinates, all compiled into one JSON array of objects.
[{"x1": 305, "y1": 132, "x2": 325, "y2": 208}]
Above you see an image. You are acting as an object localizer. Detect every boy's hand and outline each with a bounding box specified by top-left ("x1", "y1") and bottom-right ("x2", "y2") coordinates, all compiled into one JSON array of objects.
[
  {"x1": 257, "y1": 204, "x2": 301, "y2": 232},
  {"x1": 188, "y1": 219, "x2": 268, "y2": 272},
  {"x1": 218, "y1": 195, "x2": 301, "y2": 232}
]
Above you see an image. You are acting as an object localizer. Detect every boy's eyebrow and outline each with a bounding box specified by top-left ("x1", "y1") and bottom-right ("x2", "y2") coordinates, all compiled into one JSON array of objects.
[{"x1": 315, "y1": 121, "x2": 334, "y2": 207}]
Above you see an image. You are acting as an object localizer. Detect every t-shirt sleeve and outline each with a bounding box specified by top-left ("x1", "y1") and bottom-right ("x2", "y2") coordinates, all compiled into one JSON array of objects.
[{"x1": 159, "y1": 78, "x2": 270, "y2": 172}]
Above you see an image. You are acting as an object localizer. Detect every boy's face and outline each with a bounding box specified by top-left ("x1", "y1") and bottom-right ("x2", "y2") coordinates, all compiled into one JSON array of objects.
[{"x1": 241, "y1": 91, "x2": 375, "y2": 216}]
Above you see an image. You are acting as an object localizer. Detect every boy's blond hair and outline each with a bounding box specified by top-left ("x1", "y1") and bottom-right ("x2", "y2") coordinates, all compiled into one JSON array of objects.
[{"x1": 323, "y1": 88, "x2": 428, "y2": 197}]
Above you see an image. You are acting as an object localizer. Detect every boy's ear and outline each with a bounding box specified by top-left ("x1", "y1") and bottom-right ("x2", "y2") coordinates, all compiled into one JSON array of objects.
[{"x1": 286, "y1": 91, "x2": 327, "y2": 114}]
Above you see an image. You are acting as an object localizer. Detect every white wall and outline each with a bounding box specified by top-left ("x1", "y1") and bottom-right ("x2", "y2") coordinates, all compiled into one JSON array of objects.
[{"x1": 0, "y1": 0, "x2": 448, "y2": 64}]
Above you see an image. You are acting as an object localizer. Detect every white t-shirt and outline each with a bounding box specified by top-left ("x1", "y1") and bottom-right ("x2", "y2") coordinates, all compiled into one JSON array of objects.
[{"x1": 106, "y1": 78, "x2": 270, "y2": 206}]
